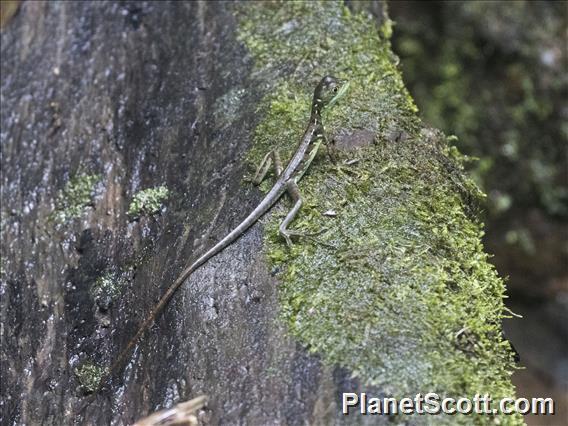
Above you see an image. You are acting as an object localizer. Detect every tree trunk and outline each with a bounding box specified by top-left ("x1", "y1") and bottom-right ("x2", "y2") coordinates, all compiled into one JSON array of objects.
[{"x1": 1, "y1": 2, "x2": 520, "y2": 425}]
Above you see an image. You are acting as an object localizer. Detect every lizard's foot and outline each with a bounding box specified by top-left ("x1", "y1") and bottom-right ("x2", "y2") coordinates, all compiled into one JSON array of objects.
[
  {"x1": 279, "y1": 228, "x2": 294, "y2": 246},
  {"x1": 252, "y1": 150, "x2": 283, "y2": 185},
  {"x1": 329, "y1": 158, "x2": 361, "y2": 176},
  {"x1": 279, "y1": 228, "x2": 328, "y2": 246}
]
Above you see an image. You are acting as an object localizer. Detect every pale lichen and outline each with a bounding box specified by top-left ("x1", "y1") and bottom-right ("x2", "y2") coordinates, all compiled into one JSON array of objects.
[
  {"x1": 89, "y1": 272, "x2": 125, "y2": 311},
  {"x1": 74, "y1": 362, "x2": 105, "y2": 394}
]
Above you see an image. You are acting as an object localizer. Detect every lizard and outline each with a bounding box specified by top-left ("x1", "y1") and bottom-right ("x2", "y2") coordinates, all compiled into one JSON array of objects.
[{"x1": 104, "y1": 75, "x2": 349, "y2": 386}]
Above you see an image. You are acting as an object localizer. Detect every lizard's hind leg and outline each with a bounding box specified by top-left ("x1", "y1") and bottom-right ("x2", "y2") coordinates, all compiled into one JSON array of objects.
[
  {"x1": 272, "y1": 150, "x2": 283, "y2": 177},
  {"x1": 252, "y1": 150, "x2": 283, "y2": 185},
  {"x1": 279, "y1": 181, "x2": 303, "y2": 246}
]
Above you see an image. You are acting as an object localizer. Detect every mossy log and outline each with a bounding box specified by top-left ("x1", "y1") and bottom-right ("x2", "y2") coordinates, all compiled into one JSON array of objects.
[{"x1": 1, "y1": 2, "x2": 520, "y2": 425}]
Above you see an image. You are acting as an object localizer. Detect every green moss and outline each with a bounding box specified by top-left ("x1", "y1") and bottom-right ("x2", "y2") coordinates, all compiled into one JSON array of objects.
[
  {"x1": 74, "y1": 362, "x2": 105, "y2": 394},
  {"x1": 238, "y1": 2, "x2": 520, "y2": 424},
  {"x1": 54, "y1": 173, "x2": 100, "y2": 222},
  {"x1": 127, "y1": 186, "x2": 169, "y2": 218}
]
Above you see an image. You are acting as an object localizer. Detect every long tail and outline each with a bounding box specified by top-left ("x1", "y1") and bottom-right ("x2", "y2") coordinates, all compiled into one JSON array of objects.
[{"x1": 101, "y1": 183, "x2": 287, "y2": 388}]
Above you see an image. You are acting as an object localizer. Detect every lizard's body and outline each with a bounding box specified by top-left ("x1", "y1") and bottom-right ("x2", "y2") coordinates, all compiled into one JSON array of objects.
[{"x1": 106, "y1": 76, "x2": 348, "y2": 383}]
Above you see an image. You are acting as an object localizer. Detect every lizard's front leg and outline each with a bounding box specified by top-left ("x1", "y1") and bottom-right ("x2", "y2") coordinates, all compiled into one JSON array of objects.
[
  {"x1": 252, "y1": 149, "x2": 283, "y2": 185},
  {"x1": 279, "y1": 180, "x2": 303, "y2": 246}
]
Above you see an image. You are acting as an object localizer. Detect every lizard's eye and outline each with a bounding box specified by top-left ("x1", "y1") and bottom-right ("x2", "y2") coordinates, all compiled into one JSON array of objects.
[{"x1": 333, "y1": 87, "x2": 338, "y2": 93}]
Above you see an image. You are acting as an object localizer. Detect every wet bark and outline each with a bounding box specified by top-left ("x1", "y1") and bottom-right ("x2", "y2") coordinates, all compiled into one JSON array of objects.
[{"x1": 1, "y1": 2, "x2": 388, "y2": 425}]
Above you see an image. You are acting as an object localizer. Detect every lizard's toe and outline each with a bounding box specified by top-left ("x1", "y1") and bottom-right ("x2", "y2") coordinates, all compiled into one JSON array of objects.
[{"x1": 280, "y1": 230, "x2": 293, "y2": 246}]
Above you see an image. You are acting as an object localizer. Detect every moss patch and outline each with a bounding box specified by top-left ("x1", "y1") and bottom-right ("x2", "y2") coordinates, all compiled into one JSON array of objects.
[
  {"x1": 54, "y1": 173, "x2": 100, "y2": 223},
  {"x1": 238, "y1": 2, "x2": 520, "y2": 424},
  {"x1": 127, "y1": 186, "x2": 169, "y2": 219},
  {"x1": 74, "y1": 361, "x2": 105, "y2": 394}
]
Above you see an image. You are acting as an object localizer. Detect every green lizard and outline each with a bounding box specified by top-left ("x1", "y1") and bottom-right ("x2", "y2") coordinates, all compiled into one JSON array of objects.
[{"x1": 107, "y1": 75, "x2": 349, "y2": 384}]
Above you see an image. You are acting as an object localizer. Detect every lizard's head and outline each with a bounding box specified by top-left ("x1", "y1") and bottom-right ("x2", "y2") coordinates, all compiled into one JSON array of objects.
[{"x1": 313, "y1": 76, "x2": 349, "y2": 113}]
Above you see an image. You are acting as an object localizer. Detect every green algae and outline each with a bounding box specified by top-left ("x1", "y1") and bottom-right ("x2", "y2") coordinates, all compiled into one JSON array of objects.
[
  {"x1": 127, "y1": 186, "x2": 169, "y2": 218},
  {"x1": 237, "y1": 2, "x2": 520, "y2": 424},
  {"x1": 54, "y1": 173, "x2": 100, "y2": 223}
]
